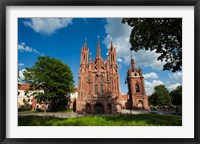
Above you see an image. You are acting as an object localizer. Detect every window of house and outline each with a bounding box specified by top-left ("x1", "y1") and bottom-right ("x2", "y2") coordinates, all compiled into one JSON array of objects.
[
  {"x1": 28, "y1": 99, "x2": 30, "y2": 102},
  {"x1": 18, "y1": 92, "x2": 20, "y2": 95},
  {"x1": 23, "y1": 99, "x2": 25, "y2": 102}
]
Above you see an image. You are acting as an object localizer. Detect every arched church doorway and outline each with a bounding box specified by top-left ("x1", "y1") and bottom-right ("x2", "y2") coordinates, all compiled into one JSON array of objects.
[
  {"x1": 138, "y1": 100, "x2": 143, "y2": 108},
  {"x1": 94, "y1": 103, "x2": 104, "y2": 114}
]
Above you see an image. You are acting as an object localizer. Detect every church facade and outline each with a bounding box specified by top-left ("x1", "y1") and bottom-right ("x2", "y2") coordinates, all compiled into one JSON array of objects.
[
  {"x1": 125, "y1": 55, "x2": 149, "y2": 110},
  {"x1": 76, "y1": 39, "x2": 122, "y2": 114}
]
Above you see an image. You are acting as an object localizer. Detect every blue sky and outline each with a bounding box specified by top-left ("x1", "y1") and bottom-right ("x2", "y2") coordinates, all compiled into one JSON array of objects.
[{"x1": 18, "y1": 18, "x2": 182, "y2": 95}]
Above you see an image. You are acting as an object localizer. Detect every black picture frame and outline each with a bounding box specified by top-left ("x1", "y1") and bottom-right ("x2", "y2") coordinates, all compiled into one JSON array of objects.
[{"x1": 0, "y1": 0, "x2": 200, "y2": 144}]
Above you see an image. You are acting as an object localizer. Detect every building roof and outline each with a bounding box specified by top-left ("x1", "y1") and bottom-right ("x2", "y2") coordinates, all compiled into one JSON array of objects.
[
  {"x1": 74, "y1": 87, "x2": 78, "y2": 92},
  {"x1": 18, "y1": 84, "x2": 30, "y2": 90},
  {"x1": 19, "y1": 84, "x2": 78, "y2": 93},
  {"x1": 121, "y1": 94, "x2": 128, "y2": 101}
]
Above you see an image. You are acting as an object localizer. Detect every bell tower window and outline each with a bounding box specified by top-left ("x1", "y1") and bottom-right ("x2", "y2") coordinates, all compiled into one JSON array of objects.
[{"x1": 136, "y1": 83, "x2": 140, "y2": 92}]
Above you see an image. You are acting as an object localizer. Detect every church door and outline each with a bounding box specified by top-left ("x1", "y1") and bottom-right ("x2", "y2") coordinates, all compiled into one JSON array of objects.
[
  {"x1": 138, "y1": 100, "x2": 143, "y2": 108},
  {"x1": 94, "y1": 103, "x2": 104, "y2": 114}
]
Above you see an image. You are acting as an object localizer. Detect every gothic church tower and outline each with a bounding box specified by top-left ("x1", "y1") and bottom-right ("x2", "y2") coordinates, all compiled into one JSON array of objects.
[{"x1": 126, "y1": 54, "x2": 149, "y2": 110}]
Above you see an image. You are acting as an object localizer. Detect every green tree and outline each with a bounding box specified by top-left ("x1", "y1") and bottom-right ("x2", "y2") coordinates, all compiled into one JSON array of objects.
[
  {"x1": 23, "y1": 56, "x2": 75, "y2": 111},
  {"x1": 122, "y1": 18, "x2": 182, "y2": 72},
  {"x1": 148, "y1": 94, "x2": 156, "y2": 106},
  {"x1": 170, "y1": 85, "x2": 182, "y2": 105},
  {"x1": 150, "y1": 85, "x2": 171, "y2": 106}
]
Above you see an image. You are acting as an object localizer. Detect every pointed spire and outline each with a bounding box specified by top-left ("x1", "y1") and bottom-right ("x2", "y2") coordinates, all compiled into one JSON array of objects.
[
  {"x1": 110, "y1": 41, "x2": 113, "y2": 50},
  {"x1": 96, "y1": 35, "x2": 101, "y2": 58},
  {"x1": 131, "y1": 53, "x2": 135, "y2": 64},
  {"x1": 83, "y1": 37, "x2": 87, "y2": 49},
  {"x1": 106, "y1": 52, "x2": 109, "y2": 62},
  {"x1": 89, "y1": 53, "x2": 92, "y2": 63},
  {"x1": 97, "y1": 35, "x2": 100, "y2": 45},
  {"x1": 130, "y1": 52, "x2": 136, "y2": 70}
]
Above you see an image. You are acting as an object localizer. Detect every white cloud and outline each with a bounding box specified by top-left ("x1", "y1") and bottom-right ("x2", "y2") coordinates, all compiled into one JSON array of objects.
[
  {"x1": 18, "y1": 63, "x2": 24, "y2": 67},
  {"x1": 144, "y1": 80, "x2": 163, "y2": 95},
  {"x1": 143, "y1": 72, "x2": 158, "y2": 79},
  {"x1": 134, "y1": 49, "x2": 166, "y2": 70},
  {"x1": 167, "y1": 83, "x2": 181, "y2": 91},
  {"x1": 18, "y1": 69, "x2": 25, "y2": 83},
  {"x1": 24, "y1": 18, "x2": 73, "y2": 35},
  {"x1": 169, "y1": 71, "x2": 182, "y2": 80},
  {"x1": 18, "y1": 42, "x2": 40, "y2": 55},
  {"x1": 103, "y1": 18, "x2": 166, "y2": 70},
  {"x1": 117, "y1": 58, "x2": 123, "y2": 63}
]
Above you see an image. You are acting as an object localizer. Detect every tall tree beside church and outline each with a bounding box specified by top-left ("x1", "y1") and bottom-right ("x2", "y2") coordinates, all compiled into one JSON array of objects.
[
  {"x1": 122, "y1": 18, "x2": 182, "y2": 72},
  {"x1": 149, "y1": 85, "x2": 171, "y2": 106},
  {"x1": 170, "y1": 85, "x2": 182, "y2": 105},
  {"x1": 23, "y1": 56, "x2": 74, "y2": 111}
]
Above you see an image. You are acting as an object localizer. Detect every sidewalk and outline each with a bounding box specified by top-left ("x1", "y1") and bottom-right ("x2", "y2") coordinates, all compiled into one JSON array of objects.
[{"x1": 18, "y1": 111, "x2": 78, "y2": 118}]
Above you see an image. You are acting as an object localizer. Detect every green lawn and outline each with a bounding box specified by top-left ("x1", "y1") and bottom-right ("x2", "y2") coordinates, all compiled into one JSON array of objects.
[{"x1": 18, "y1": 114, "x2": 182, "y2": 126}]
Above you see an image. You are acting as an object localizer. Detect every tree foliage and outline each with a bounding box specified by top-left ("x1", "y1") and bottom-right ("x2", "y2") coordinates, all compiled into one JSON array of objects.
[
  {"x1": 148, "y1": 85, "x2": 170, "y2": 106},
  {"x1": 122, "y1": 18, "x2": 182, "y2": 72},
  {"x1": 170, "y1": 85, "x2": 182, "y2": 105},
  {"x1": 23, "y1": 56, "x2": 75, "y2": 111}
]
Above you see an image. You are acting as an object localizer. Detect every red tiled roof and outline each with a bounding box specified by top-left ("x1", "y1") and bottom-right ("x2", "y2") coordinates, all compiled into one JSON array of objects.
[
  {"x1": 19, "y1": 84, "x2": 77, "y2": 92},
  {"x1": 18, "y1": 84, "x2": 30, "y2": 90},
  {"x1": 121, "y1": 94, "x2": 128, "y2": 101}
]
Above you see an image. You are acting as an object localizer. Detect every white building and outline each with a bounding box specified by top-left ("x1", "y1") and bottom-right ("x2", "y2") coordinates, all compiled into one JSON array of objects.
[
  {"x1": 69, "y1": 87, "x2": 78, "y2": 109},
  {"x1": 18, "y1": 84, "x2": 44, "y2": 109}
]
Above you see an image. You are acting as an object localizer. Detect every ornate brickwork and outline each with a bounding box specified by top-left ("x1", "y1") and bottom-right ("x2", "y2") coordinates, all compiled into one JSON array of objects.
[
  {"x1": 126, "y1": 54, "x2": 149, "y2": 110},
  {"x1": 76, "y1": 39, "x2": 121, "y2": 114}
]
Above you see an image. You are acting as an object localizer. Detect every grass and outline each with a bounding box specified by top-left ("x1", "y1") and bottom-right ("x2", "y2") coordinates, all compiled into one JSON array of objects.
[{"x1": 18, "y1": 114, "x2": 182, "y2": 126}]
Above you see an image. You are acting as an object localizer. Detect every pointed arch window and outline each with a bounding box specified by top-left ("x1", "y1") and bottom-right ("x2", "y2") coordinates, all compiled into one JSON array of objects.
[
  {"x1": 100, "y1": 84, "x2": 103, "y2": 95},
  {"x1": 95, "y1": 84, "x2": 98, "y2": 95},
  {"x1": 95, "y1": 75, "x2": 98, "y2": 83},
  {"x1": 83, "y1": 55, "x2": 85, "y2": 61},
  {"x1": 107, "y1": 73, "x2": 110, "y2": 81},
  {"x1": 135, "y1": 83, "x2": 140, "y2": 92}
]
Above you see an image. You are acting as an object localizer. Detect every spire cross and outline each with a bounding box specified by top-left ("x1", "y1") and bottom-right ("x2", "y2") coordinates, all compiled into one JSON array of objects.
[{"x1": 84, "y1": 37, "x2": 87, "y2": 43}]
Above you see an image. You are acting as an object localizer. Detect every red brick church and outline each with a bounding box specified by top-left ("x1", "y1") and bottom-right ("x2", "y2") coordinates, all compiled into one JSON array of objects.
[
  {"x1": 76, "y1": 38, "x2": 148, "y2": 114},
  {"x1": 76, "y1": 39, "x2": 121, "y2": 114}
]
